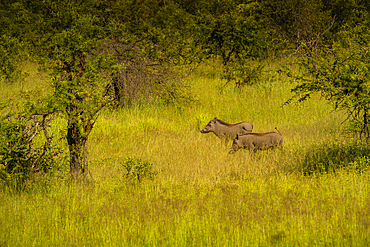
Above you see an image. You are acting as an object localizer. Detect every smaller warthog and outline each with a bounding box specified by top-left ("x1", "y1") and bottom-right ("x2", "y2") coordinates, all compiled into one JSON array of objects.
[
  {"x1": 200, "y1": 117, "x2": 253, "y2": 145},
  {"x1": 229, "y1": 129, "x2": 283, "y2": 154}
]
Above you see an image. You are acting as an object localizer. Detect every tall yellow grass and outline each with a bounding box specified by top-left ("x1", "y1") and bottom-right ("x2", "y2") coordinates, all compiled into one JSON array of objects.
[{"x1": 1, "y1": 61, "x2": 370, "y2": 246}]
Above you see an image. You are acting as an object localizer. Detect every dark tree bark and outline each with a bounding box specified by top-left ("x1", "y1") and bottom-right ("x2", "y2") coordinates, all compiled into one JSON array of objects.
[{"x1": 66, "y1": 121, "x2": 92, "y2": 179}]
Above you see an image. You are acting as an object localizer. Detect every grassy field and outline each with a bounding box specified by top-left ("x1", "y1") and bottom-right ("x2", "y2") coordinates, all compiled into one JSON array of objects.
[{"x1": 1, "y1": 61, "x2": 370, "y2": 246}]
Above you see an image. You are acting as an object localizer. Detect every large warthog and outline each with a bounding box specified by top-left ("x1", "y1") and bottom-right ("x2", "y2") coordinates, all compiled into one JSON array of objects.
[
  {"x1": 200, "y1": 117, "x2": 253, "y2": 145},
  {"x1": 229, "y1": 129, "x2": 283, "y2": 154}
]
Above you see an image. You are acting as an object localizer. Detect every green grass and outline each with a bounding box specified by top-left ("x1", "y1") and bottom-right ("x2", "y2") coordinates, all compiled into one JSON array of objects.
[{"x1": 1, "y1": 60, "x2": 370, "y2": 246}]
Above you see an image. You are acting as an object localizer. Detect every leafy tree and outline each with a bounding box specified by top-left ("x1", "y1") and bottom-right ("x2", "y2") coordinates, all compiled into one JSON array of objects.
[
  {"x1": 50, "y1": 27, "x2": 116, "y2": 178},
  {"x1": 195, "y1": 0, "x2": 268, "y2": 64},
  {"x1": 0, "y1": 0, "x2": 193, "y2": 180},
  {"x1": 261, "y1": 0, "x2": 334, "y2": 51},
  {"x1": 15, "y1": 1, "x2": 120, "y2": 179},
  {"x1": 286, "y1": 13, "x2": 370, "y2": 138},
  {"x1": 193, "y1": 0, "x2": 270, "y2": 85},
  {"x1": 104, "y1": 20, "x2": 190, "y2": 107}
]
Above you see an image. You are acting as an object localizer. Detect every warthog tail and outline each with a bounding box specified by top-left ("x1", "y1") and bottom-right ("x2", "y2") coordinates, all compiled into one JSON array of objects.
[{"x1": 275, "y1": 127, "x2": 282, "y2": 135}]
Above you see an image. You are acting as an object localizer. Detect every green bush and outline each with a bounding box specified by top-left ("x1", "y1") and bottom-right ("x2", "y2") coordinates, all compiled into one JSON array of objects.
[
  {"x1": 0, "y1": 111, "x2": 60, "y2": 190},
  {"x1": 121, "y1": 157, "x2": 158, "y2": 183}
]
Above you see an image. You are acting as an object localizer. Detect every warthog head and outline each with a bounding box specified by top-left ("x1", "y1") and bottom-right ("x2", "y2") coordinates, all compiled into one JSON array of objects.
[
  {"x1": 200, "y1": 118, "x2": 218, "y2": 133},
  {"x1": 229, "y1": 134, "x2": 243, "y2": 154}
]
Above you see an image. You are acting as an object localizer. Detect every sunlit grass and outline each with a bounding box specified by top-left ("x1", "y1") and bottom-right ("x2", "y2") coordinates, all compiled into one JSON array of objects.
[
  {"x1": 1, "y1": 172, "x2": 370, "y2": 246},
  {"x1": 1, "y1": 60, "x2": 370, "y2": 246}
]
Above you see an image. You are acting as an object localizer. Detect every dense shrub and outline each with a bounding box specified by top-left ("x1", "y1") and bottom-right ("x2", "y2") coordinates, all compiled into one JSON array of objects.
[{"x1": 0, "y1": 110, "x2": 60, "y2": 190}]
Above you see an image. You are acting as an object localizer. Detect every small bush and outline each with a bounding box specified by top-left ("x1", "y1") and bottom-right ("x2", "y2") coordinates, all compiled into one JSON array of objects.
[{"x1": 121, "y1": 157, "x2": 158, "y2": 183}]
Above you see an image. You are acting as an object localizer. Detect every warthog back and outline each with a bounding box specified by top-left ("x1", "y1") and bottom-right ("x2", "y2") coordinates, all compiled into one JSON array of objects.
[
  {"x1": 200, "y1": 117, "x2": 253, "y2": 145},
  {"x1": 229, "y1": 132, "x2": 283, "y2": 154}
]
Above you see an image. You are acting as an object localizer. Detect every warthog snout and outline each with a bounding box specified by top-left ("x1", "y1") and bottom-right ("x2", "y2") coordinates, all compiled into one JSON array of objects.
[{"x1": 200, "y1": 123, "x2": 212, "y2": 133}]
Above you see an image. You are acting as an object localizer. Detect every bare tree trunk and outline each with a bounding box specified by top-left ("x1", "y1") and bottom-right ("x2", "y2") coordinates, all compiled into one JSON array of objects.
[
  {"x1": 362, "y1": 106, "x2": 369, "y2": 141},
  {"x1": 67, "y1": 121, "x2": 88, "y2": 179}
]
